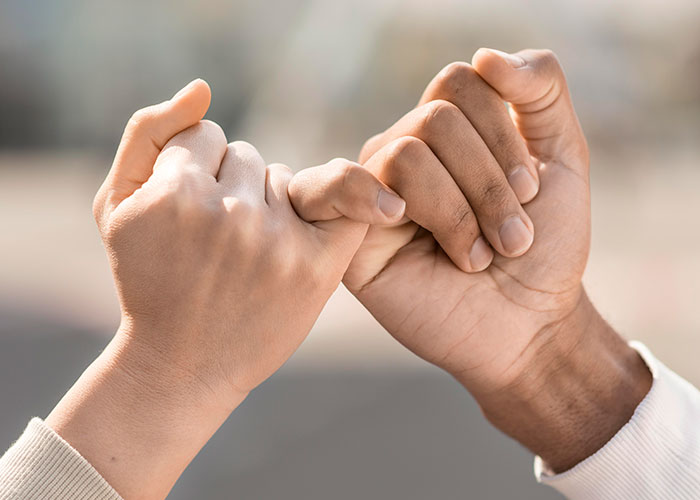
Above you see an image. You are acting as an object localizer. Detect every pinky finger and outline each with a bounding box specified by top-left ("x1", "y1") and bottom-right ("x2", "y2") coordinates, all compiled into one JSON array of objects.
[{"x1": 288, "y1": 158, "x2": 406, "y2": 225}]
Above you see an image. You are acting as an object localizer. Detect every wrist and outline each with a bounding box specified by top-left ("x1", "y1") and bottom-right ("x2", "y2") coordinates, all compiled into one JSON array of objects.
[
  {"x1": 46, "y1": 323, "x2": 247, "y2": 499},
  {"x1": 474, "y1": 289, "x2": 652, "y2": 472},
  {"x1": 112, "y1": 320, "x2": 250, "y2": 411}
]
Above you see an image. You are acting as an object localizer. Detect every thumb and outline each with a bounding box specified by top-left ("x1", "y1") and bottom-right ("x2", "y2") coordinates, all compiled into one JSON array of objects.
[
  {"x1": 471, "y1": 48, "x2": 588, "y2": 173},
  {"x1": 97, "y1": 78, "x2": 211, "y2": 220}
]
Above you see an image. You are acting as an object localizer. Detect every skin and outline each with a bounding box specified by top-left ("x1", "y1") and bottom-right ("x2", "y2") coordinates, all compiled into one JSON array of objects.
[
  {"x1": 289, "y1": 48, "x2": 652, "y2": 472},
  {"x1": 37, "y1": 48, "x2": 653, "y2": 498},
  {"x1": 46, "y1": 80, "x2": 405, "y2": 500}
]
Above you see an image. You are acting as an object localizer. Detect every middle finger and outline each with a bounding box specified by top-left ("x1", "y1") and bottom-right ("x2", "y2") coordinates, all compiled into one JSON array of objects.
[{"x1": 364, "y1": 100, "x2": 534, "y2": 258}]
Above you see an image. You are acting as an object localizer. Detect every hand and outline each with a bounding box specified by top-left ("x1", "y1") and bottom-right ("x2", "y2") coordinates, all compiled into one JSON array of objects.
[
  {"x1": 298, "y1": 49, "x2": 588, "y2": 393},
  {"x1": 47, "y1": 80, "x2": 404, "y2": 500},
  {"x1": 290, "y1": 49, "x2": 650, "y2": 471}
]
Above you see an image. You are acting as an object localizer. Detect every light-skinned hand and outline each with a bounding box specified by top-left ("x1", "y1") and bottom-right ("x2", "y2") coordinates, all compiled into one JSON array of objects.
[{"x1": 47, "y1": 80, "x2": 405, "y2": 500}]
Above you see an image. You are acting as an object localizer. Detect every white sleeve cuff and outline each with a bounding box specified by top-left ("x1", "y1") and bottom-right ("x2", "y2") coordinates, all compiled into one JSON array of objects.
[
  {"x1": 534, "y1": 341, "x2": 700, "y2": 499},
  {"x1": 0, "y1": 418, "x2": 122, "y2": 500}
]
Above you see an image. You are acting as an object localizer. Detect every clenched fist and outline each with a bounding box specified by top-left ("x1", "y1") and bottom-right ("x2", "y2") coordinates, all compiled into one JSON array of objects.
[
  {"x1": 290, "y1": 49, "x2": 651, "y2": 473},
  {"x1": 47, "y1": 80, "x2": 404, "y2": 500}
]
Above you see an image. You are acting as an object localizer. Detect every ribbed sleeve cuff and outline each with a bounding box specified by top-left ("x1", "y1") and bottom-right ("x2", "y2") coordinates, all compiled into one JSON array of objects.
[
  {"x1": 534, "y1": 341, "x2": 700, "y2": 499},
  {"x1": 0, "y1": 418, "x2": 121, "y2": 500}
]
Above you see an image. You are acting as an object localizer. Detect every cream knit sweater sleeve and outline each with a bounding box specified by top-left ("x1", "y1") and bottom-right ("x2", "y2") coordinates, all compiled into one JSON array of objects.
[
  {"x1": 0, "y1": 418, "x2": 121, "y2": 500},
  {"x1": 535, "y1": 341, "x2": 700, "y2": 499}
]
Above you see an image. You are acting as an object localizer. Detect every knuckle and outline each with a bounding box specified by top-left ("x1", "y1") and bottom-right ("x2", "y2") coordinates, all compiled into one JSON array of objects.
[
  {"x1": 539, "y1": 48, "x2": 558, "y2": 64},
  {"x1": 227, "y1": 141, "x2": 266, "y2": 172},
  {"x1": 266, "y1": 164, "x2": 293, "y2": 194},
  {"x1": 126, "y1": 107, "x2": 157, "y2": 132},
  {"x1": 434, "y1": 61, "x2": 477, "y2": 95},
  {"x1": 331, "y1": 158, "x2": 363, "y2": 189},
  {"x1": 490, "y1": 128, "x2": 520, "y2": 158},
  {"x1": 447, "y1": 201, "x2": 477, "y2": 235},
  {"x1": 382, "y1": 136, "x2": 427, "y2": 175},
  {"x1": 419, "y1": 99, "x2": 462, "y2": 136},
  {"x1": 230, "y1": 139, "x2": 260, "y2": 157},
  {"x1": 225, "y1": 196, "x2": 250, "y2": 217},
  {"x1": 489, "y1": 129, "x2": 508, "y2": 152},
  {"x1": 336, "y1": 161, "x2": 372, "y2": 206},
  {"x1": 268, "y1": 162, "x2": 292, "y2": 174},
  {"x1": 388, "y1": 135, "x2": 426, "y2": 160},
  {"x1": 534, "y1": 49, "x2": 563, "y2": 77},
  {"x1": 478, "y1": 180, "x2": 512, "y2": 210},
  {"x1": 267, "y1": 162, "x2": 293, "y2": 186},
  {"x1": 193, "y1": 119, "x2": 227, "y2": 147}
]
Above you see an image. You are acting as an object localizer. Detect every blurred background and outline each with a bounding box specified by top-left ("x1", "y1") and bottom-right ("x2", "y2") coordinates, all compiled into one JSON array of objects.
[{"x1": 2, "y1": 0, "x2": 700, "y2": 498}]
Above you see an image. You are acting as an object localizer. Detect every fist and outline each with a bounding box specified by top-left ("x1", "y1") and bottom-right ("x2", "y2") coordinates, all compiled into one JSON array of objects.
[{"x1": 93, "y1": 82, "x2": 373, "y2": 402}]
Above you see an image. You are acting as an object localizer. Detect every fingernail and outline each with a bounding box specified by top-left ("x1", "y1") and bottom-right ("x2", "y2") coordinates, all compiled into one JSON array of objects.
[
  {"x1": 508, "y1": 166, "x2": 539, "y2": 203},
  {"x1": 469, "y1": 236, "x2": 494, "y2": 272},
  {"x1": 377, "y1": 189, "x2": 406, "y2": 219},
  {"x1": 499, "y1": 216, "x2": 534, "y2": 256},
  {"x1": 172, "y1": 79, "x2": 200, "y2": 100},
  {"x1": 488, "y1": 49, "x2": 526, "y2": 68}
]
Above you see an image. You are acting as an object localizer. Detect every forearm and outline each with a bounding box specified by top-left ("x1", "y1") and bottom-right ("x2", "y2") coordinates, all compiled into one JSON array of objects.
[
  {"x1": 470, "y1": 290, "x2": 652, "y2": 473},
  {"x1": 45, "y1": 324, "x2": 247, "y2": 500}
]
